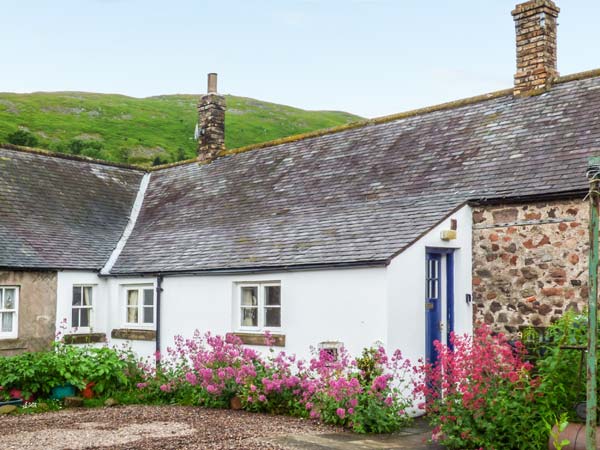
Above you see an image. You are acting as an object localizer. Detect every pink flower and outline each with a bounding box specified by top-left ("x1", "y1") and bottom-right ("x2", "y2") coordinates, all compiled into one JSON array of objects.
[
  {"x1": 348, "y1": 407, "x2": 354, "y2": 415},
  {"x1": 136, "y1": 382, "x2": 148, "y2": 389},
  {"x1": 185, "y1": 372, "x2": 198, "y2": 385},
  {"x1": 336, "y1": 408, "x2": 346, "y2": 419},
  {"x1": 258, "y1": 394, "x2": 266, "y2": 402}
]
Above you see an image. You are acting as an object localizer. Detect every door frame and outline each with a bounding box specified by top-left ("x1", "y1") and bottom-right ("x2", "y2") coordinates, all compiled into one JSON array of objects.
[{"x1": 425, "y1": 247, "x2": 455, "y2": 362}]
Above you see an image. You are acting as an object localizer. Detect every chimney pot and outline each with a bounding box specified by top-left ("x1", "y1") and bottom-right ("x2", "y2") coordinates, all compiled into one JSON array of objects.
[
  {"x1": 207, "y1": 73, "x2": 218, "y2": 94},
  {"x1": 197, "y1": 73, "x2": 225, "y2": 163}
]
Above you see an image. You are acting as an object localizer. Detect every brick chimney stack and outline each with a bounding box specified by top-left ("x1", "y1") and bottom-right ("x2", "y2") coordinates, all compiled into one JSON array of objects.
[
  {"x1": 512, "y1": 0, "x2": 560, "y2": 97},
  {"x1": 197, "y1": 73, "x2": 225, "y2": 162}
]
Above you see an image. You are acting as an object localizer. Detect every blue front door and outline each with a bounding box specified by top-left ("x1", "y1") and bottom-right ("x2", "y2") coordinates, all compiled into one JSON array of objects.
[
  {"x1": 425, "y1": 253, "x2": 442, "y2": 363},
  {"x1": 425, "y1": 250, "x2": 455, "y2": 363}
]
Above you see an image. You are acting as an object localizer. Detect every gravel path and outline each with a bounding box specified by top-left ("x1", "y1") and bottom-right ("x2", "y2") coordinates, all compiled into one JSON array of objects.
[{"x1": 0, "y1": 405, "x2": 340, "y2": 450}]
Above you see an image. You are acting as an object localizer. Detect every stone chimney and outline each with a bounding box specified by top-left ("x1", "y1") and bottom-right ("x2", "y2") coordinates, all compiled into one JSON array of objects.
[
  {"x1": 512, "y1": 0, "x2": 560, "y2": 97},
  {"x1": 197, "y1": 73, "x2": 225, "y2": 162}
]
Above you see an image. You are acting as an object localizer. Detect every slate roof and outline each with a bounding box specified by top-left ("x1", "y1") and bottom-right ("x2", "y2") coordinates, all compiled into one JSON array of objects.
[
  {"x1": 0, "y1": 147, "x2": 144, "y2": 269},
  {"x1": 110, "y1": 73, "x2": 600, "y2": 274}
]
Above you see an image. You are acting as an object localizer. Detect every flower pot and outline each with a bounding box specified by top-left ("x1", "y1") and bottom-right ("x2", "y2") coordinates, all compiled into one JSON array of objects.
[
  {"x1": 230, "y1": 396, "x2": 242, "y2": 410},
  {"x1": 50, "y1": 384, "x2": 76, "y2": 400},
  {"x1": 9, "y1": 389, "x2": 34, "y2": 402},
  {"x1": 81, "y1": 382, "x2": 95, "y2": 399}
]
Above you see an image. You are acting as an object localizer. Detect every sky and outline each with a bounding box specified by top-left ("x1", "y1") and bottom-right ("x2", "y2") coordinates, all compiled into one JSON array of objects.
[{"x1": 3, "y1": 0, "x2": 600, "y2": 118}]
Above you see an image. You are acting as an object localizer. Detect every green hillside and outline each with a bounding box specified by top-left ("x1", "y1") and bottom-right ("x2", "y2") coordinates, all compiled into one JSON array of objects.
[{"x1": 0, "y1": 92, "x2": 361, "y2": 165}]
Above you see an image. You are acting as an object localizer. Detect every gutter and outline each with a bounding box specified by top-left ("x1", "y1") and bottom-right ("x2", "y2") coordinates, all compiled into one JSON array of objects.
[
  {"x1": 467, "y1": 189, "x2": 587, "y2": 206},
  {"x1": 101, "y1": 259, "x2": 388, "y2": 278}
]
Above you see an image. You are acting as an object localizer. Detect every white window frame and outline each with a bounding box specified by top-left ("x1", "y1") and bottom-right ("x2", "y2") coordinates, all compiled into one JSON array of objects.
[
  {"x1": 71, "y1": 285, "x2": 94, "y2": 333},
  {"x1": 236, "y1": 282, "x2": 281, "y2": 332},
  {"x1": 0, "y1": 286, "x2": 19, "y2": 340},
  {"x1": 122, "y1": 285, "x2": 155, "y2": 329}
]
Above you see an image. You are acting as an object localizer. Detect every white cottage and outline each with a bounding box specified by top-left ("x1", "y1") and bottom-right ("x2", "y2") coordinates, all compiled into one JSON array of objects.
[{"x1": 2, "y1": 0, "x2": 600, "y2": 368}]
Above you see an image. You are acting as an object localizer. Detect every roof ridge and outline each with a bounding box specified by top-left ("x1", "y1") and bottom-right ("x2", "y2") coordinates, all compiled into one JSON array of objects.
[
  {"x1": 5, "y1": 67, "x2": 600, "y2": 173},
  {"x1": 208, "y1": 68, "x2": 600, "y2": 161},
  {"x1": 0, "y1": 143, "x2": 148, "y2": 172}
]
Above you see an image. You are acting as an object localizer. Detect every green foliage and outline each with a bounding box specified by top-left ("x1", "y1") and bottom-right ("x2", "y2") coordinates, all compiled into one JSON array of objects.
[
  {"x1": 0, "y1": 92, "x2": 361, "y2": 165},
  {"x1": 0, "y1": 342, "x2": 138, "y2": 399},
  {"x1": 526, "y1": 311, "x2": 595, "y2": 422},
  {"x1": 545, "y1": 413, "x2": 571, "y2": 450},
  {"x1": 6, "y1": 129, "x2": 38, "y2": 147}
]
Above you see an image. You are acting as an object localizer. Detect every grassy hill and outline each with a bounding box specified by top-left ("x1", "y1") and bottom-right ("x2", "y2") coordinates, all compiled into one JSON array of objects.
[{"x1": 0, "y1": 92, "x2": 361, "y2": 165}]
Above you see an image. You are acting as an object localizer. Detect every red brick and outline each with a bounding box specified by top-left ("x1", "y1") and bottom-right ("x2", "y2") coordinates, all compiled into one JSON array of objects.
[{"x1": 542, "y1": 287, "x2": 561, "y2": 296}]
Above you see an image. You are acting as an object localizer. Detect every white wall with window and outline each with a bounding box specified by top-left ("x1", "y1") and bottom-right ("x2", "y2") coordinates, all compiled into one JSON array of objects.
[
  {"x1": 158, "y1": 268, "x2": 387, "y2": 360},
  {"x1": 104, "y1": 277, "x2": 157, "y2": 356},
  {"x1": 56, "y1": 271, "x2": 106, "y2": 337},
  {"x1": 0, "y1": 286, "x2": 19, "y2": 339}
]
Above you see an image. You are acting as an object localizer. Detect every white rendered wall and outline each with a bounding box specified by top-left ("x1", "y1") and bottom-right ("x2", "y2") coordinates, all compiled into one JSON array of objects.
[
  {"x1": 105, "y1": 276, "x2": 158, "y2": 357},
  {"x1": 159, "y1": 267, "x2": 388, "y2": 360},
  {"x1": 386, "y1": 204, "x2": 473, "y2": 366},
  {"x1": 56, "y1": 271, "x2": 108, "y2": 337}
]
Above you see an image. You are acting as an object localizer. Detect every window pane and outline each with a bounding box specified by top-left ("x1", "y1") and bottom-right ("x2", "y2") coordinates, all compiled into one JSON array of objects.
[
  {"x1": 143, "y1": 306, "x2": 153, "y2": 324},
  {"x1": 265, "y1": 286, "x2": 281, "y2": 306},
  {"x1": 241, "y1": 308, "x2": 258, "y2": 327},
  {"x1": 241, "y1": 287, "x2": 258, "y2": 306},
  {"x1": 72, "y1": 308, "x2": 79, "y2": 327},
  {"x1": 80, "y1": 309, "x2": 89, "y2": 327},
  {"x1": 1, "y1": 312, "x2": 12, "y2": 332},
  {"x1": 72, "y1": 286, "x2": 82, "y2": 306},
  {"x1": 83, "y1": 287, "x2": 92, "y2": 306},
  {"x1": 127, "y1": 290, "x2": 139, "y2": 307},
  {"x1": 143, "y1": 289, "x2": 154, "y2": 306},
  {"x1": 4, "y1": 289, "x2": 15, "y2": 310},
  {"x1": 265, "y1": 307, "x2": 281, "y2": 327},
  {"x1": 127, "y1": 306, "x2": 138, "y2": 323}
]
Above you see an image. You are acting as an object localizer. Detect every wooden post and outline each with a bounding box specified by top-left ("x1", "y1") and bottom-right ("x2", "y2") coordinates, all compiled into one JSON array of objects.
[{"x1": 586, "y1": 157, "x2": 600, "y2": 450}]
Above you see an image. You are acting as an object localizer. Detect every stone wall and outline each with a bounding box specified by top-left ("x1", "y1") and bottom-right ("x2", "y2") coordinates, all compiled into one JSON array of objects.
[
  {"x1": 472, "y1": 199, "x2": 588, "y2": 335},
  {"x1": 0, "y1": 271, "x2": 57, "y2": 355}
]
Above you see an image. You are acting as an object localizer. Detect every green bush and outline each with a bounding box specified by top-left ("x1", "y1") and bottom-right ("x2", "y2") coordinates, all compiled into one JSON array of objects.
[
  {"x1": 6, "y1": 129, "x2": 38, "y2": 147},
  {"x1": 0, "y1": 342, "x2": 137, "y2": 399}
]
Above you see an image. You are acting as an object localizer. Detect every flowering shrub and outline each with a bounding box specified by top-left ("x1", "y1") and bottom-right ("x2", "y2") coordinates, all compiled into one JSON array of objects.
[
  {"x1": 136, "y1": 331, "x2": 414, "y2": 433},
  {"x1": 414, "y1": 325, "x2": 548, "y2": 449}
]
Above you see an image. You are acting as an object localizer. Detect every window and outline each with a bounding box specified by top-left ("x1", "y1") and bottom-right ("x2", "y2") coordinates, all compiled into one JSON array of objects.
[
  {"x1": 72, "y1": 286, "x2": 93, "y2": 329},
  {"x1": 0, "y1": 287, "x2": 18, "y2": 339},
  {"x1": 238, "y1": 283, "x2": 281, "y2": 330},
  {"x1": 318, "y1": 341, "x2": 343, "y2": 362},
  {"x1": 124, "y1": 286, "x2": 155, "y2": 327},
  {"x1": 427, "y1": 257, "x2": 440, "y2": 299}
]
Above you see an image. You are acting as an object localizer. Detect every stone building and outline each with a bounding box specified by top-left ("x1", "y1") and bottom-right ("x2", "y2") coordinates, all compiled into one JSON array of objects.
[{"x1": 1, "y1": 0, "x2": 599, "y2": 364}]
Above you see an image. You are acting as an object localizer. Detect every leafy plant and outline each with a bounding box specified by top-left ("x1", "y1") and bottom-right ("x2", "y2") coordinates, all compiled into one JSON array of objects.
[
  {"x1": 414, "y1": 325, "x2": 548, "y2": 449},
  {"x1": 545, "y1": 413, "x2": 570, "y2": 450},
  {"x1": 6, "y1": 129, "x2": 38, "y2": 147}
]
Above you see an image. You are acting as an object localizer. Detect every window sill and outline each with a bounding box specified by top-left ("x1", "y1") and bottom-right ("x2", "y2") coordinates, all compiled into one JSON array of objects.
[
  {"x1": 63, "y1": 333, "x2": 107, "y2": 345},
  {"x1": 228, "y1": 332, "x2": 286, "y2": 347},
  {"x1": 111, "y1": 328, "x2": 156, "y2": 341}
]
